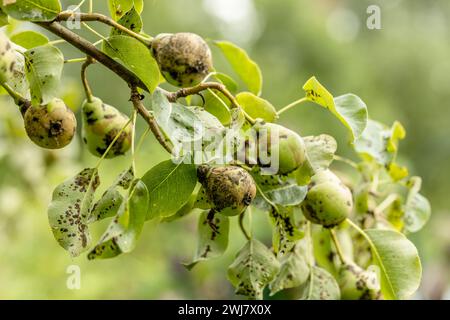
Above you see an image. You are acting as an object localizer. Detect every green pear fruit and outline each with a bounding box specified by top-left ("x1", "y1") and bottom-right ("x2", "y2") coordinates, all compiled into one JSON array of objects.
[
  {"x1": 197, "y1": 165, "x2": 256, "y2": 216},
  {"x1": 24, "y1": 98, "x2": 76, "y2": 149},
  {"x1": 81, "y1": 97, "x2": 131, "y2": 158},
  {"x1": 0, "y1": 33, "x2": 16, "y2": 84},
  {"x1": 302, "y1": 172, "x2": 353, "y2": 227},
  {"x1": 151, "y1": 32, "x2": 213, "y2": 87},
  {"x1": 254, "y1": 121, "x2": 307, "y2": 174},
  {"x1": 338, "y1": 263, "x2": 381, "y2": 300}
]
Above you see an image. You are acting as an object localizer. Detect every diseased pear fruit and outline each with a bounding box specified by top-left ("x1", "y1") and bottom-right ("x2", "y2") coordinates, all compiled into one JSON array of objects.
[
  {"x1": 24, "y1": 98, "x2": 76, "y2": 149},
  {"x1": 197, "y1": 165, "x2": 256, "y2": 216},
  {"x1": 81, "y1": 97, "x2": 131, "y2": 158},
  {"x1": 302, "y1": 171, "x2": 353, "y2": 227},
  {"x1": 254, "y1": 121, "x2": 307, "y2": 175},
  {"x1": 0, "y1": 33, "x2": 17, "y2": 84},
  {"x1": 338, "y1": 263, "x2": 381, "y2": 300},
  {"x1": 151, "y1": 32, "x2": 213, "y2": 87}
]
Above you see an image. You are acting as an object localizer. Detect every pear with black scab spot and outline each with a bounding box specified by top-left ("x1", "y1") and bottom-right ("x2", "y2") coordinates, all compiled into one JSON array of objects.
[
  {"x1": 24, "y1": 98, "x2": 77, "y2": 149},
  {"x1": 301, "y1": 170, "x2": 353, "y2": 227},
  {"x1": 0, "y1": 33, "x2": 17, "y2": 84},
  {"x1": 81, "y1": 97, "x2": 132, "y2": 158},
  {"x1": 151, "y1": 32, "x2": 213, "y2": 87},
  {"x1": 197, "y1": 165, "x2": 256, "y2": 216}
]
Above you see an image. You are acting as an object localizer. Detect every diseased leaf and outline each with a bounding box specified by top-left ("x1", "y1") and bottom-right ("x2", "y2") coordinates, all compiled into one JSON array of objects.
[
  {"x1": 10, "y1": 31, "x2": 48, "y2": 49},
  {"x1": 270, "y1": 240, "x2": 310, "y2": 295},
  {"x1": 364, "y1": 229, "x2": 422, "y2": 300},
  {"x1": 228, "y1": 239, "x2": 280, "y2": 300},
  {"x1": 269, "y1": 206, "x2": 304, "y2": 256},
  {"x1": 88, "y1": 179, "x2": 149, "y2": 259},
  {"x1": 404, "y1": 177, "x2": 431, "y2": 233},
  {"x1": 302, "y1": 77, "x2": 368, "y2": 142},
  {"x1": 103, "y1": 35, "x2": 159, "y2": 92},
  {"x1": 110, "y1": 6, "x2": 142, "y2": 37},
  {"x1": 2, "y1": 0, "x2": 61, "y2": 21},
  {"x1": 24, "y1": 44, "x2": 64, "y2": 105},
  {"x1": 89, "y1": 168, "x2": 134, "y2": 223},
  {"x1": 108, "y1": 0, "x2": 143, "y2": 20},
  {"x1": 215, "y1": 41, "x2": 263, "y2": 95},
  {"x1": 184, "y1": 211, "x2": 229, "y2": 270},
  {"x1": 299, "y1": 266, "x2": 340, "y2": 300},
  {"x1": 303, "y1": 135, "x2": 337, "y2": 172},
  {"x1": 236, "y1": 92, "x2": 277, "y2": 123},
  {"x1": 141, "y1": 159, "x2": 197, "y2": 219},
  {"x1": 48, "y1": 168, "x2": 100, "y2": 257}
]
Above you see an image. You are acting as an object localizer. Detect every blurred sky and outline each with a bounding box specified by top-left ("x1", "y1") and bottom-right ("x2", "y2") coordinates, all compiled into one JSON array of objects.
[{"x1": 0, "y1": 0, "x2": 450, "y2": 299}]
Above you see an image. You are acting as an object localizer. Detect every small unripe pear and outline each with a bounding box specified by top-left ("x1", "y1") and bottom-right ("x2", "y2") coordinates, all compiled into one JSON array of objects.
[
  {"x1": 254, "y1": 122, "x2": 307, "y2": 175},
  {"x1": 338, "y1": 263, "x2": 381, "y2": 300},
  {"x1": 0, "y1": 33, "x2": 17, "y2": 84},
  {"x1": 151, "y1": 32, "x2": 213, "y2": 87},
  {"x1": 24, "y1": 98, "x2": 76, "y2": 149},
  {"x1": 81, "y1": 97, "x2": 131, "y2": 158},
  {"x1": 197, "y1": 165, "x2": 256, "y2": 216},
  {"x1": 310, "y1": 169, "x2": 342, "y2": 185},
  {"x1": 302, "y1": 172, "x2": 353, "y2": 227}
]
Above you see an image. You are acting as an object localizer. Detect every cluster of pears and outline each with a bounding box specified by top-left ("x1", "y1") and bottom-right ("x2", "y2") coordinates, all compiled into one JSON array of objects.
[
  {"x1": 197, "y1": 165, "x2": 256, "y2": 216},
  {"x1": 151, "y1": 32, "x2": 213, "y2": 87},
  {"x1": 338, "y1": 262, "x2": 381, "y2": 300},
  {"x1": 302, "y1": 170, "x2": 353, "y2": 227},
  {"x1": 81, "y1": 97, "x2": 132, "y2": 158}
]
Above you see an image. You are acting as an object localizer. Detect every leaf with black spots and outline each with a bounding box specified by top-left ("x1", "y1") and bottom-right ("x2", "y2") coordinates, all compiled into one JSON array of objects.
[{"x1": 48, "y1": 168, "x2": 100, "y2": 257}]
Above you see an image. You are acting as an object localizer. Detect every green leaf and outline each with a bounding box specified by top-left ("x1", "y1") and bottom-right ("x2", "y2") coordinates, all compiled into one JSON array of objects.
[
  {"x1": 354, "y1": 119, "x2": 406, "y2": 166},
  {"x1": 303, "y1": 134, "x2": 337, "y2": 172},
  {"x1": 214, "y1": 72, "x2": 238, "y2": 93},
  {"x1": 228, "y1": 239, "x2": 280, "y2": 300},
  {"x1": 364, "y1": 229, "x2": 422, "y2": 299},
  {"x1": 24, "y1": 44, "x2": 64, "y2": 105},
  {"x1": 311, "y1": 225, "x2": 337, "y2": 277},
  {"x1": 269, "y1": 206, "x2": 304, "y2": 256},
  {"x1": 184, "y1": 211, "x2": 229, "y2": 270},
  {"x1": 270, "y1": 241, "x2": 310, "y2": 295},
  {"x1": 0, "y1": 7, "x2": 9, "y2": 26},
  {"x1": 1, "y1": 0, "x2": 61, "y2": 21},
  {"x1": 236, "y1": 92, "x2": 277, "y2": 122},
  {"x1": 203, "y1": 89, "x2": 232, "y2": 126},
  {"x1": 108, "y1": 0, "x2": 143, "y2": 20},
  {"x1": 110, "y1": 6, "x2": 142, "y2": 37},
  {"x1": 404, "y1": 177, "x2": 431, "y2": 233},
  {"x1": 48, "y1": 168, "x2": 100, "y2": 257},
  {"x1": 302, "y1": 77, "x2": 368, "y2": 142},
  {"x1": 141, "y1": 159, "x2": 197, "y2": 219},
  {"x1": 88, "y1": 180, "x2": 149, "y2": 259},
  {"x1": 215, "y1": 40, "x2": 263, "y2": 95},
  {"x1": 10, "y1": 31, "x2": 48, "y2": 49},
  {"x1": 103, "y1": 35, "x2": 159, "y2": 93},
  {"x1": 251, "y1": 170, "x2": 307, "y2": 210},
  {"x1": 89, "y1": 168, "x2": 134, "y2": 223},
  {"x1": 299, "y1": 266, "x2": 340, "y2": 300}
]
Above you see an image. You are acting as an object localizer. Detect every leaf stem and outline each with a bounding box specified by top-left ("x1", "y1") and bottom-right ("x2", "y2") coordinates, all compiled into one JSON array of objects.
[
  {"x1": 329, "y1": 228, "x2": 346, "y2": 264},
  {"x1": 239, "y1": 210, "x2": 251, "y2": 241},
  {"x1": 82, "y1": 22, "x2": 109, "y2": 42},
  {"x1": 48, "y1": 39, "x2": 66, "y2": 45},
  {"x1": 131, "y1": 110, "x2": 137, "y2": 174},
  {"x1": 56, "y1": 12, "x2": 152, "y2": 46},
  {"x1": 374, "y1": 194, "x2": 398, "y2": 216},
  {"x1": 81, "y1": 56, "x2": 95, "y2": 102},
  {"x1": 65, "y1": 57, "x2": 87, "y2": 64},
  {"x1": 277, "y1": 97, "x2": 308, "y2": 116},
  {"x1": 333, "y1": 155, "x2": 358, "y2": 169}
]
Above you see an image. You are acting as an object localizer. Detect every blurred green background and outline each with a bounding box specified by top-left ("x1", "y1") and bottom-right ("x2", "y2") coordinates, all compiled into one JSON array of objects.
[{"x1": 1, "y1": 0, "x2": 449, "y2": 299}]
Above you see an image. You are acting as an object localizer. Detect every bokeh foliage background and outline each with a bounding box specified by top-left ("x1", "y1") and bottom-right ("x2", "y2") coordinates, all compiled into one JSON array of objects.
[{"x1": 0, "y1": 0, "x2": 449, "y2": 299}]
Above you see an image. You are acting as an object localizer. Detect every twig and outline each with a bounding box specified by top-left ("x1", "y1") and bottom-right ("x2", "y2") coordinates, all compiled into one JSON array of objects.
[
  {"x1": 80, "y1": 56, "x2": 95, "y2": 102},
  {"x1": 130, "y1": 87, "x2": 173, "y2": 154}
]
